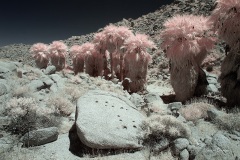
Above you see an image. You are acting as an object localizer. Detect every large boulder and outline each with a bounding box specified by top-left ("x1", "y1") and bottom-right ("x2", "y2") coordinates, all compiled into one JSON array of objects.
[{"x1": 76, "y1": 90, "x2": 145, "y2": 149}]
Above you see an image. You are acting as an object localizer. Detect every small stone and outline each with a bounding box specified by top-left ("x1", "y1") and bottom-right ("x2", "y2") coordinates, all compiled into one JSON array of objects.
[
  {"x1": 180, "y1": 149, "x2": 189, "y2": 160},
  {"x1": 207, "y1": 84, "x2": 219, "y2": 93},
  {"x1": 130, "y1": 93, "x2": 145, "y2": 108},
  {"x1": 168, "y1": 102, "x2": 183, "y2": 111},
  {"x1": 0, "y1": 83, "x2": 7, "y2": 96},
  {"x1": 21, "y1": 127, "x2": 58, "y2": 147},
  {"x1": 207, "y1": 77, "x2": 218, "y2": 84},
  {"x1": 27, "y1": 80, "x2": 45, "y2": 92},
  {"x1": 44, "y1": 65, "x2": 56, "y2": 75},
  {"x1": 172, "y1": 138, "x2": 189, "y2": 155},
  {"x1": 207, "y1": 108, "x2": 224, "y2": 120},
  {"x1": 145, "y1": 93, "x2": 162, "y2": 103}
]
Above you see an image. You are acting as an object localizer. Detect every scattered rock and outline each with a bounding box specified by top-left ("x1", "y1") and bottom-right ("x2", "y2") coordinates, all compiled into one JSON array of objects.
[
  {"x1": 168, "y1": 102, "x2": 183, "y2": 111},
  {"x1": 0, "y1": 116, "x2": 11, "y2": 126},
  {"x1": 207, "y1": 108, "x2": 225, "y2": 121},
  {"x1": 172, "y1": 138, "x2": 189, "y2": 155},
  {"x1": 195, "y1": 131, "x2": 240, "y2": 160},
  {"x1": 130, "y1": 93, "x2": 145, "y2": 108},
  {"x1": 44, "y1": 65, "x2": 56, "y2": 75},
  {"x1": 27, "y1": 79, "x2": 45, "y2": 92},
  {"x1": 0, "y1": 83, "x2": 7, "y2": 96},
  {"x1": 207, "y1": 84, "x2": 219, "y2": 93},
  {"x1": 144, "y1": 92, "x2": 163, "y2": 104},
  {"x1": 21, "y1": 127, "x2": 59, "y2": 147},
  {"x1": 180, "y1": 149, "x2": 189, "y2": 160}
]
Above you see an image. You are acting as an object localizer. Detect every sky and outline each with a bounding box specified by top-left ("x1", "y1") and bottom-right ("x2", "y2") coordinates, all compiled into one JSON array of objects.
[{"x1": 0, "y1": 0, "x2": 174, "y2": 47}]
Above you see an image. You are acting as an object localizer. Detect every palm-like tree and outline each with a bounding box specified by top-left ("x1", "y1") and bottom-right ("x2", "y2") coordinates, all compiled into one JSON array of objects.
[
  {"x1": 123, "y1": 34, "x2": 155, "y2": 93},
  {"x1": 30, "y1": 43, "x2": 49, "y2": 69},
  {"x1": 48, "y1": 41, "x2": 68, "y2": 71},
  {"x1": 82, "y1": 42, "x2": 104, "y2": 77},
  {"x1": 210, "y1": 0, "x2": 240, "y2": 108},
  {"x1": 160, "y1": 14, "x2": 216, "y2": 102},
  {"x1": 69, "y1": 45, "x2": 85, "y2": 75},
  {"x1": 93, "y1": 25, "x2": 133, "y2": 80}
]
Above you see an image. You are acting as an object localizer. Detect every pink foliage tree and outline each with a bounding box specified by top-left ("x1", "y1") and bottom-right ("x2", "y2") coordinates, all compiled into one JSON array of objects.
[
  {"x1": 69, "y1": 45, "x2": 85, "y2": 75},
  {"x1": 48, "y1": 41, "x2": 68, "y2": 71},
  {"x1": 123, "y1": 34, "x2": 155, "y2": 93},
  {"x1": 81, "y1": 42, "x2": 104, "y2": 77},
  {"x1": 161, "y1": 14, "x2": 216, "y2": 102},
  {"x1": 210, "y1": 0, "x2": 240, "y2": 108},
  {"x1": 30, "y1": 43, "x2": 49, "y2": 69},
  {"x1": 93, "y1": 25, "x2": 133, "y2": 80}
]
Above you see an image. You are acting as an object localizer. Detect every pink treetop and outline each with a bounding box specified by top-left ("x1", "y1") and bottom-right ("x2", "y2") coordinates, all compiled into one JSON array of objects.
[
  {"x1": 161, "y1": 15, "x2": 216, "y2": 64},
  {"x1": 94, "y1": 25, "x2": 133, "y2": 52},
  {"x1": 30, "y1": 43, "x2": 48, "y2": 55},
  {"x1": 49, "y1": 41, "x2": 68, "y2": 56},
  {"x1": 210, "y1": 0, "x2": 240, "y2": 47},
  {"x1": 69, "y1": 44, "x2": 86, "y2": 59},
  {"x1": 30, "y1": 43, "x2": 49, "y2": 68},
  {"x1": 103, "y1": 25, "x2": 133, "y2": 48},
  {"x1": 124, "y1": 33, "x2": 155, "y2": 60},
  {"x1": 93, "y1": 32, "x2": 108, "y2": 52},
  {"x1": 69, "y1": 45, "x2": 81, "y2": 57},
  {"x1": 78, "y1": 42, "x2": 95, "y2": 55}
]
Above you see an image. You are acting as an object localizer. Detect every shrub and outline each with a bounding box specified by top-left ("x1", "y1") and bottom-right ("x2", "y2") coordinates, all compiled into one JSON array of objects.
[
  {"x1": 179, "y1": 99, "x2": 216, "y2": 121},
  {"x1": 214, "y1": 112, "x2": 240, "y2": 132},
  {"x1": 160, "y1": 14, "x2": 215, "y2": 102},
  {"x1": 123, "y1": 33, "x2": 155, "y2": 92},
  {"x1": 29, "y1": 43, "x2": 49, "y2": 69},
  {"x1": 141, "y1": 115, "x2": 190, "y2": 143},
  {"x1": 4, "y1": 97, "x2": 38, "y2": 135},
  {"x1": 47, "y1": 95, "x2": 75, "y2": 116},
  {"x1": 48, "y1": 41, "x2": 68, "y2": 71}
]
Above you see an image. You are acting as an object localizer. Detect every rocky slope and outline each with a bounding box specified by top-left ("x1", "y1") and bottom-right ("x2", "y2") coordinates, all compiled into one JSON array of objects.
[{"x1": 0, "y1": 0, "x2": 239, "y2": 160}]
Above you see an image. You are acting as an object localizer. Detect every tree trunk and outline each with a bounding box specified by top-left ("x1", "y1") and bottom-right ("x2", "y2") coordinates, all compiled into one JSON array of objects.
[{"x1": 219, "y1": 50, "x2": 240, "y2": 108}]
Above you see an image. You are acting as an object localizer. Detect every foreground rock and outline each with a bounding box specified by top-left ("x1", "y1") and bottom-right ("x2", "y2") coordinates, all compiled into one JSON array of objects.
[
  {"x1": 21, "y1": 127, "x2": 59, "y2": 147},
  {"x1": 76, "y1": 90, "x2": 145, "y2": 149}
]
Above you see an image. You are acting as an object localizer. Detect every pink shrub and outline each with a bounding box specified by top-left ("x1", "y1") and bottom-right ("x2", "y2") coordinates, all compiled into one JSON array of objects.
[
  {"x1": 69, "y1": 45, "x2": 85, "y2": 74},
  {"x1": 48, "y1": 41, "x2": 68, "y2": 71},
  {"x1": 123, "y1": 34, "x2": 155, "y2": 92},
  {"x1": 30, "y1": 43, "x2": 49, "y2": 69}
]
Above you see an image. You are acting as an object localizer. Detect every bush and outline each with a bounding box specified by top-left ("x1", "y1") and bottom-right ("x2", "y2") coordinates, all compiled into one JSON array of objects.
[
  {"x1": 4, "y1": 97, "x2": 38, "y2": 135},
  {"x1": 179, "y1": 99, "x2": 216, "y2": 121},
  {"x1": 4, "y1": 97, "x2": 62, "y2": 136},
  {"x1": 141, "y1": 115, "x2": 190, "y2": 143},
  {"x1": 214, "y1": 112, "x2": 240, "y2": 132},
  {"x1": 47, "y1": 95, "x2": 75, "y2": 116}
]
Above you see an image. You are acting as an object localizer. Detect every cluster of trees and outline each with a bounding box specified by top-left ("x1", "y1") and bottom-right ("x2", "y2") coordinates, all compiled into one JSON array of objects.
[
  {"x1": 31, "y1": 0, "x2": 240, "y2": 108},
  {"x1": 30, "y1": 25, "x2": 155, "y2": 93}
]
